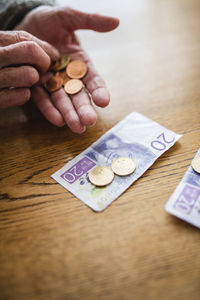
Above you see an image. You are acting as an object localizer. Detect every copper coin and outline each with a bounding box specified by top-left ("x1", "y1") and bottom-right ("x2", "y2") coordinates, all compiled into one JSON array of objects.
[
  {"x1": 64, "y1": 79, "x2": 83, "y2": 95},
  {"x1": 44, "y1": 76, "x2": 63, "y2": 92},
  {"x1": 56, "y1": 71, "x2": 70, "y2": 85},
  {"x1": 66, "y1": 60, "x2": 87, "y2": 79}
]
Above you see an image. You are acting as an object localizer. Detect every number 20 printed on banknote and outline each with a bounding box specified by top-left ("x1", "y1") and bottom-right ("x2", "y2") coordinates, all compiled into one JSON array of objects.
[
  {"x1": 52, "y1": 112, "x2": 182, "y2": 211},
  {"x1": 165, "y1": 148, "x2": 200, "y2": 228}
]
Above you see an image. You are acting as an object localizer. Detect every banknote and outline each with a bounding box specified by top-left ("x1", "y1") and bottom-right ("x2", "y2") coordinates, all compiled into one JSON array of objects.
[
  {"x1": 52, "y1": 112, "x2": 182, "y2": 211},
  {"x1": 165, "y1": 148, "x2": 200, "y2": 228}
]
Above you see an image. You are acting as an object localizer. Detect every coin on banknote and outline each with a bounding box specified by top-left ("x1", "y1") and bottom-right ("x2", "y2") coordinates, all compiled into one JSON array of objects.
[
  {"x1": 191, "y1": 156, "x2": 200, "y2": 174},
  {"x1": 64, "y1": 79, "x2": 83, "y2": 95},
  {"x1": 44, "y1": 76, "x2": 63, "y2": 92},
  {"x1": 51, "y1": 54, "x2": 70, "y2": 72},
  {"x1": 88, "y1": 166, "x2": 114, "y2": 186},
  {"x1": 66, "y1": 60, "x2": 87, "y2": 79},
  {"x1": 111, "y1": 157, "x2": 136, "y2": 176},
  {"x1": 56, "y1": 71, "x2": 70, "y2": 85}
]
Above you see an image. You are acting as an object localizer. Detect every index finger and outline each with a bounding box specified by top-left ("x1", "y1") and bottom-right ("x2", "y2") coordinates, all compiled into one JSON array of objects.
[
  {"x1": 0, "y1": 41, "x2": 51, "y2": 73},
  {"x1": 0, "y1": 30, "x2": 60, "y2": 62}
]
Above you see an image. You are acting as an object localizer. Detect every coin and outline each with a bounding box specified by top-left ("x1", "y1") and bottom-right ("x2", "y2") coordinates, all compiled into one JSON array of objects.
[
  {"x1": 66, "y1": 60, "x2": 88, "y2": 79},
  {"x1": 191, "y1": 156, "x2": 200, "y2": 174},
  {"x1": 111, "y1": 157, "x2": 136, "y2": 176},
  {"x1": 51, "y1": 54, "x2": 70, "y2": 72},
  {"x1": 64, "y1": 79, "x2": 83, "y2": 95},
  {"x1": 44, "y1": 76, "x2": 63, "y2": 92},
  {"x1": 56, "y1": 71, "x2": 70, "y2": 85},
  {"x1": 88, "y1": 166, "x2": 114, "y2": 186}
]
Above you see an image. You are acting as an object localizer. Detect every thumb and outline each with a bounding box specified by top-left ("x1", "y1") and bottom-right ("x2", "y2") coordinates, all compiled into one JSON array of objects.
[{"x1": 60, "y1": 7, "x2": 120, "y2": 32}]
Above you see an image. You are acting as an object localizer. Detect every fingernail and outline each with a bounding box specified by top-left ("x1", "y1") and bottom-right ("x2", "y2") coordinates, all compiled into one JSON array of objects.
[{"x1": 79, "y1": 126, "x2": 86, "y2": 134}]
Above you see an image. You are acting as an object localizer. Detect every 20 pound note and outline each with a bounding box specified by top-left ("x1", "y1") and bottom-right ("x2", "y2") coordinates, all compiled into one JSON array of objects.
[
  {"x1": 165, "y1": 148, "x2": 200, "y2": 229},
  {"x1": 52, "y1": 112, "x2": 181, "y2": 211}
]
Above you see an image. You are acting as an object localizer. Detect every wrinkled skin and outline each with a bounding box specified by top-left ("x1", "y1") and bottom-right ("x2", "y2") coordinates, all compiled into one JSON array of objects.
[
  {"x1": 0, "y1": 30, "x2": 59, "y2": 109},
  {"x1": 16, "y1": 6, "x2": 119, "y2": 133}
]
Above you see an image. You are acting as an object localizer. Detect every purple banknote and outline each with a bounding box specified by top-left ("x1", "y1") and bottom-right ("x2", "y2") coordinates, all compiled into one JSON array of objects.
[
  {"x1": 165, "y1": 148, "x2": 200, "y2": 228},
  {"x1": 52, "y1": 112, "x2": 181, "y2": 211}
]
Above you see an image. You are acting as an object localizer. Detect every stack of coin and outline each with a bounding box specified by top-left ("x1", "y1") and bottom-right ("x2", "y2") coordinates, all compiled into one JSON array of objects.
[
  {"x1": 44, "y1": 54, "x2": 88, "y2": 95},
  {"x1": 88, "y1": 157, "x2": 136, "y2": 187}
]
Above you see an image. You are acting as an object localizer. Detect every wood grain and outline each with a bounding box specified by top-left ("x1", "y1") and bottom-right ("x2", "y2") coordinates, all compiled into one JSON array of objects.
[{"x1": 1, "y1": 0, "x2": 200, "y2": 299}]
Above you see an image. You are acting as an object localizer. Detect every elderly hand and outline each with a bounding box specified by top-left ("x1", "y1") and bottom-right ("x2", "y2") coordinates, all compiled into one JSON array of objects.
[
  {"x1": 16, "y1": 6, "x2": 119, "y2": 133},
  {"x1": 0, "y1": 30, "x2": 59, "y2": 109}
]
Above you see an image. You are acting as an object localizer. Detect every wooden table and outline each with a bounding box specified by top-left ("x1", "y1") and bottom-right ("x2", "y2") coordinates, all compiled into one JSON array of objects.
[{"x1": 1, "y1": 0, "x2": 200, "y2": 299}]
